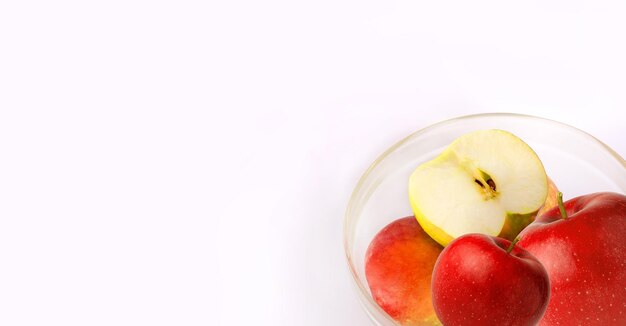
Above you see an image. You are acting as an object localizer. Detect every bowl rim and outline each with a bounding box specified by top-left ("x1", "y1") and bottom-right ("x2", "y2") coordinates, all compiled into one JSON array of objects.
[{"x1": 343, "y1": 112, "x2": 626, "y2": 325}]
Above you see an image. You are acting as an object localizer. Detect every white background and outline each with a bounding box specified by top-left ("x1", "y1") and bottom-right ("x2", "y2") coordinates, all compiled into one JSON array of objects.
[{"x1": 1, "y1": 1, "x2": 625, "y2": 325}]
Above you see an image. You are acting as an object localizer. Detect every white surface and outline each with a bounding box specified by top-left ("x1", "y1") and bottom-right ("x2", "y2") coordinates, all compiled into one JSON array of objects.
[{"x1": 1, "y1": 1, "x2": 625, "y2": 325}]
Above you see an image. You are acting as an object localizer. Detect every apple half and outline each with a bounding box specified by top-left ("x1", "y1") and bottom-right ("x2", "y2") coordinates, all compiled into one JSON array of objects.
[{"x1": 409, "y1": 129, "x2": 548, "y2": 247}]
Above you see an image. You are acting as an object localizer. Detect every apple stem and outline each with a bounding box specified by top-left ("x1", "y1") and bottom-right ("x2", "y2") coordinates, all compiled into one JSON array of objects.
[
  {"x1": 506, "y1": 237, "x2": 520, "y2": 254},
  {"x1": 557, "y1": 192, "x2": 568, "y2": 220}
]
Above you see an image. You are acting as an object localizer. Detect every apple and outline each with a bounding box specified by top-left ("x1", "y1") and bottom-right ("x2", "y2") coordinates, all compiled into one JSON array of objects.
[
  {"x1": 518, "y1": 192, "x2": 626, "y2": 325},
  {"x1": 365, "y1": 216, "x2": 443, "y2": 326},
  {"x1": 431, "y1": 234, "x2": 550, "y2": 326},
  {"x1": 536, "y1": 177, "x2": 559, "y2": 217},
  {"x1": 409, "y1": 129, "x2": 549, "y2": 246}
]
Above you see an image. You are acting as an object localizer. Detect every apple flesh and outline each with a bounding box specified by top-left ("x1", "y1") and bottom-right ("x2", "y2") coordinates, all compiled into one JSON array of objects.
[
  {"x1": 365, "y1": 216, "x2": 443, "y2": 326},
  {"x1": 518, "y1": 192, "x2": 626, "y2": 325},
  {"x1": 499, "y1": 177, "x2": 560, "y2": 241},
  {"x1": 431, "y1": 234, "x2": 550, "y2": 326},
  {"x1": 409, "y1": 129, "x2": 549, "y2": 246}
]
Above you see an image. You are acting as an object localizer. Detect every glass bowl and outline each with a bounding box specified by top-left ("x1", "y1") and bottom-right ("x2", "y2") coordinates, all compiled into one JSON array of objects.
[{"x1": 343, "y1": 113, "x2": 626, "y2": 326}]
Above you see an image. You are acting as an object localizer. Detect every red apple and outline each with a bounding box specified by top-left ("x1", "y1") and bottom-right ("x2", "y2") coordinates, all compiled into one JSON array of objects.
[
  {"x1": 431, "y1": 234, "x2": 550, "y2": 326},
  {"x1": 365, "y1": 216, "x2": 443, "y2": 326},
  {"x1": 518, "y1": 192, "x2": 626, "y2": 325}
]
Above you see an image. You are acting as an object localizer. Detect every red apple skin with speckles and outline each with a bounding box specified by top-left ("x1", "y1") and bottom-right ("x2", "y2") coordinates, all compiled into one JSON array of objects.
[
  {"x1": 431, "y1": 234, "x2": 550, "y2": 326},
  {"x1": 518, "y1": 192, "x2": 626, "y2": 326}
]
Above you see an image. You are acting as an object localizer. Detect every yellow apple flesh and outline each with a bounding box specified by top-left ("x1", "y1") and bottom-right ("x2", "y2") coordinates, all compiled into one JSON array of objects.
[{"x1": 409, "y1": 130, "x2": 549, "y2": 246}]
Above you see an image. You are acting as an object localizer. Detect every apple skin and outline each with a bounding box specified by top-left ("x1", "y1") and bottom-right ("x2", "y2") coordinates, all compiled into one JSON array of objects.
[
  {"x1": 365, "y1": 216, "x2": 443, "y2": 326},
  {"x1": 431, "y1": 234, "x2": 550, "y2": 326},
  {"x1": 518, "y1": 192, "x2": 626, "y2": 326},
  {"x1": 536, "y1": 177, "x2": 559, "y2": 217}
]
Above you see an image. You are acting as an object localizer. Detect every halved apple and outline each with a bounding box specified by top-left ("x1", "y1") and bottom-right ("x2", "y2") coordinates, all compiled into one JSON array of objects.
[{"x1": 408, "y1": 129, "x2": 548, "y2": 247}]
